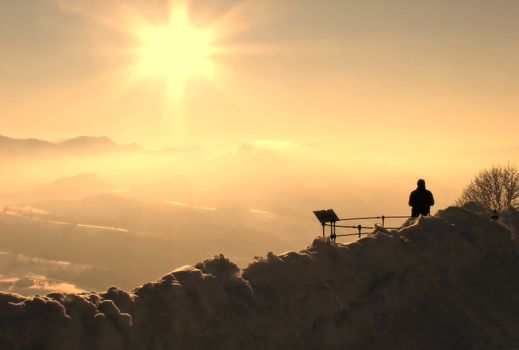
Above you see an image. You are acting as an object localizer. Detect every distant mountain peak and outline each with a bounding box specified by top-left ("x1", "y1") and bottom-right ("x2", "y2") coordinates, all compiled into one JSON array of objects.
[
  {"x1": 0, "y1": 134, "x2": 143, "y2": 156},
  {"x1": 59, "y1": 136, "x2": 116, "y2": 146},
  {"x1": 31, "y1": 172, "x2": 114, "y2": 202}
]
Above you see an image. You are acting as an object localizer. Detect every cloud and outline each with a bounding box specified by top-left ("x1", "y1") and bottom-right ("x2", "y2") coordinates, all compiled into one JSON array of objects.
[
  {"x1": 249, "y1": 208, "x2": 275, "y2": 218},
  {"x1": 164, "y1": 200, "x2": 217, "y2": 211},
  {"x1": 0, "y1": 275, "x2": 84, "y2": 295},
  {"x1": 0, "y1": 251, "x2": 105, "y2": 295}
]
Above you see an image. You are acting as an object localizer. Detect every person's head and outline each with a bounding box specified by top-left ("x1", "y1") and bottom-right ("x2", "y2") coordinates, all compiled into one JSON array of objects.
[{"x1": 417, "y1": 179, "x2": 426, "y2": 189}]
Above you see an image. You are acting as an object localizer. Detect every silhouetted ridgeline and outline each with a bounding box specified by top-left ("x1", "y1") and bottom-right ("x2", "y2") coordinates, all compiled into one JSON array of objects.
[
  {"x1": 0, "y1": 135, "x2": 202, "y2": 157},
  {"x1": 1, "y1": 203, "x2": 519, "y2": 349},
  {"x1": 0, "y1": 135, "x2": 142, "y2": 156}
]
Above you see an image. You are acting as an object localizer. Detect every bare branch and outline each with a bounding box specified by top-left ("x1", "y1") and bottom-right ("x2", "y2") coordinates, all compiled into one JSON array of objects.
[{"x1": 457, "y1": 164, "x2": 519, "y2": 211}]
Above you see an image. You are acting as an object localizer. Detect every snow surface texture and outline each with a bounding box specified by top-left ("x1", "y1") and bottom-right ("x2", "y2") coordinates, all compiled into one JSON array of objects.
[{"x1": 2, "y1": 203, "x2": 519, "y2": 350}]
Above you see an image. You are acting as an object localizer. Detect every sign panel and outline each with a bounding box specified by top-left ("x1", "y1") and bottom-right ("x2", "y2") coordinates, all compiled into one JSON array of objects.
[{"x1": 313, "y1": 209, "x2": 339, "y2": 225}]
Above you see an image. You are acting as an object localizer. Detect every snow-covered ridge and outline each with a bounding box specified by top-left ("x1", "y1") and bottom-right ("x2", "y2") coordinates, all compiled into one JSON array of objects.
[{"x1": 1, "y1": 203, "x2": 519, "y2": 350}]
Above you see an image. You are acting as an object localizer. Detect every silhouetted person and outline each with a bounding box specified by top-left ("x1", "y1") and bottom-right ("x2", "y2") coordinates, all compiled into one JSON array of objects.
[{"x1": 409, "y1": 179, "x2": 434, "y2": 218}]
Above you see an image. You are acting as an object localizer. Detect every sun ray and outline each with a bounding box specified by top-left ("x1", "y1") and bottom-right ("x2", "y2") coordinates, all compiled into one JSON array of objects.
[{"x1": 57, "y1": 0, "x2": 288, "y2": 123}]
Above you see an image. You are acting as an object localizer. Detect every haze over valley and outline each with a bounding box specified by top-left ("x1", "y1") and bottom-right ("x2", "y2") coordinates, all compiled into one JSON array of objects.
[{"x1": 0, "y1": 133, "x2": 490, "y2": 295}]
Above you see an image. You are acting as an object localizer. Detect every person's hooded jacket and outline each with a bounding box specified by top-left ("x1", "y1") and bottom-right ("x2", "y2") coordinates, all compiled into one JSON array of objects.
[{"x1": 409, "y1": 180, "x2": 434, "y2": 217}]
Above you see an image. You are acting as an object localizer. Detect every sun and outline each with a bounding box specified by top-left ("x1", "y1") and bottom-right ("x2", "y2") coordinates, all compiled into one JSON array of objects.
[
  {"x1": 134, "y1": 8, "x2": 215, "y2": 94},
  {"x1": 85, "y1": 0, "x2": 276, "y2": 107}
]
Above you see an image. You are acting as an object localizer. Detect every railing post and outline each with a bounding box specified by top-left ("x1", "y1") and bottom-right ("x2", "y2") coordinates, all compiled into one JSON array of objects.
[
  {"x1": 382, "y1": 215, "x2": 385, "y2": 228},
  {"x1": 357, "y1": 224, "x2": 362, "y2": 238}
]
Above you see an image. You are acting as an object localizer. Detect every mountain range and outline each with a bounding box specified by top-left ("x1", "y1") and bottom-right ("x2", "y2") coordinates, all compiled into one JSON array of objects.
[
  {"x1": 0, "y1": 135, "x2": 143, "y2": 156},
  {"x1": 0, "y1": 135, "x2": 201, "y2": 156}
]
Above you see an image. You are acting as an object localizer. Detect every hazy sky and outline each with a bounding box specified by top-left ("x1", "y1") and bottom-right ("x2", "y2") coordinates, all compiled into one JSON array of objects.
[
  {"x1": 2, "y1": 0, "x2": 519, "y2": 296},
  {"x1": 1, "y1": 0, "x2": 518, "y2": 161}
]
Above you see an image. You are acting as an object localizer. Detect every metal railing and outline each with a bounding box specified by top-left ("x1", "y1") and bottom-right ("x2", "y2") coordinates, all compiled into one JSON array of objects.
[{"x1": 313, "y1": 210, "x2": 411, "y2": 241}]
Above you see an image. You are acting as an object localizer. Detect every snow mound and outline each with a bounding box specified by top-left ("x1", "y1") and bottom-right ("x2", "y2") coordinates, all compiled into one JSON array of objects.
[{"x1": 2, "y1": 203, "x2": 519, "y2": 350}]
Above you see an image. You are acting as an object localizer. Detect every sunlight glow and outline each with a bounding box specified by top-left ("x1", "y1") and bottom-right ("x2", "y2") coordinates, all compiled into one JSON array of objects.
[
  {"x1": 70, "y1": 0, "x2": 278, "y2": 121},
  {"x1": 134, "y1": 8, "x2": 215, "y2": 95}
]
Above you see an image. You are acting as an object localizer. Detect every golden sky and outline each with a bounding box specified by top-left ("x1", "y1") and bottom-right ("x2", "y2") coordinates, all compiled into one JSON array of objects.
[
  {"x1": 1, "y1": 1, "x2": 519, "y2": 292},
  {"x1": 1, "y1": 0, "x2": 518, "y2": 165}
]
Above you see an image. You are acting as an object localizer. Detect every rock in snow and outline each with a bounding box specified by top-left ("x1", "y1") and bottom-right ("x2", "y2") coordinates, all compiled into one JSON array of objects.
[{"x1": 1, "y1": 203, "x2": 519, "y2": 350}]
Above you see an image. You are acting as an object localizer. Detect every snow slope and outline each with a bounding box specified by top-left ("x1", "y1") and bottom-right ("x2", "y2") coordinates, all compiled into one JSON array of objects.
[{"x1": 1, "y1": 203, "x2": 519, "y2": 350}]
